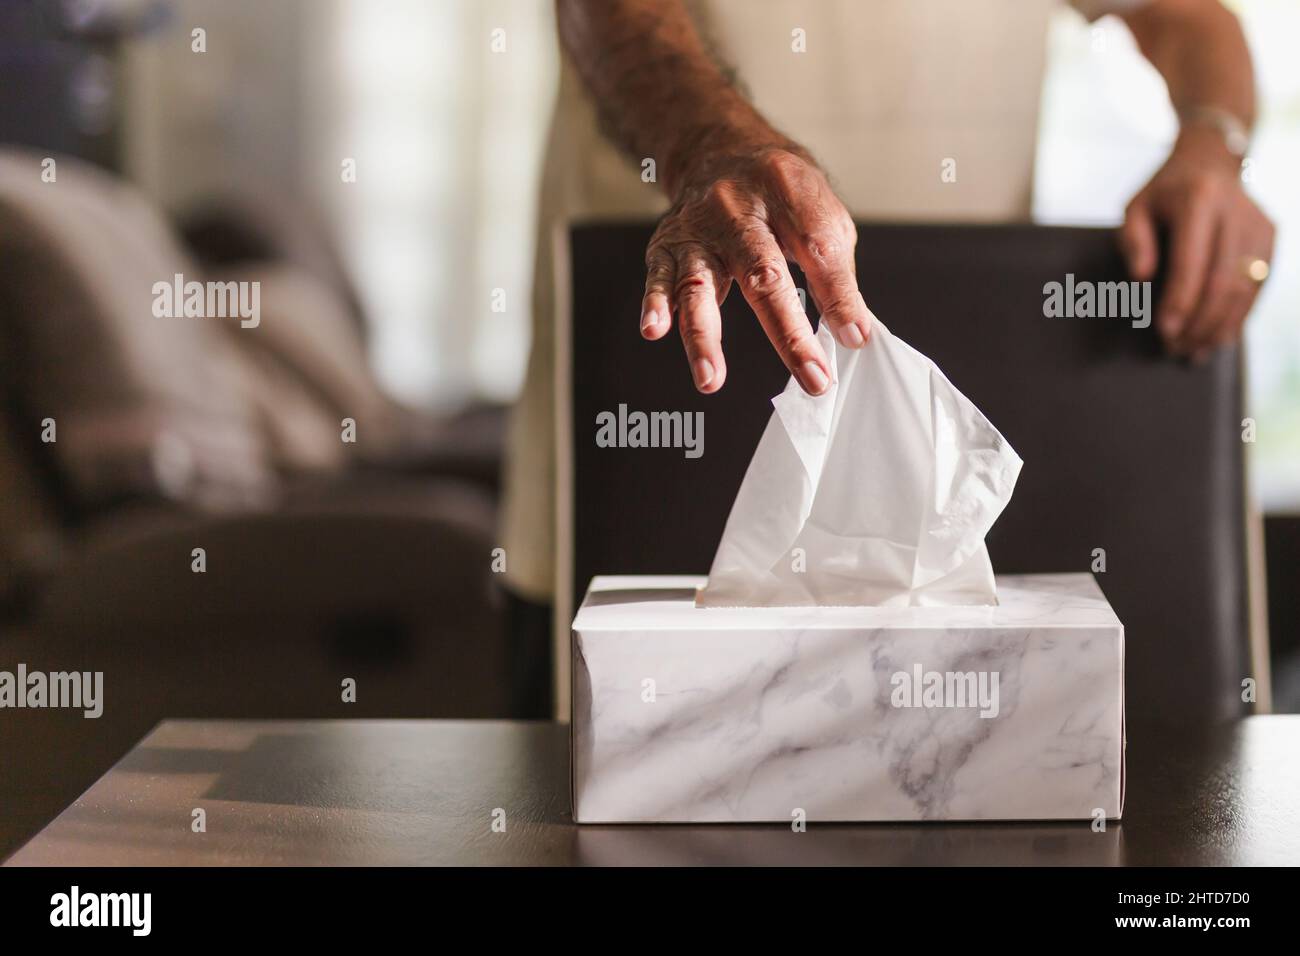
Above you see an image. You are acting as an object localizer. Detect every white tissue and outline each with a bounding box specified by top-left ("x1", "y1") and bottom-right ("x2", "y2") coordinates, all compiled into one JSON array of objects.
[{"x1": 697, "y1": 320, "x2": 1022, "y2": 608}]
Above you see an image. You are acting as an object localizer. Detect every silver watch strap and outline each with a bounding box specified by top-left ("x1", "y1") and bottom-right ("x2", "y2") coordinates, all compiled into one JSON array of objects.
[{"x1": 1179, "y1": 105, "x2": 1251, "y2": 158}]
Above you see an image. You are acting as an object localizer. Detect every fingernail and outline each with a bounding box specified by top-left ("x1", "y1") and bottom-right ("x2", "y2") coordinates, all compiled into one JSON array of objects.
[
  {"x1": 801, "y1": 361, "x2": 829, "y2": 395},
  {"x1": 1159, "y1": 312, "x2": 1182, "y2": 336},
  {"x1": 836, "y1": 323, "x2": 864, "y2": 348},
  {"x1": 640, "y1": 308, "x2": 659, "y2": 334},
  {"x1": 693, "y1": 358, "x2": 715, "y2": 389}
]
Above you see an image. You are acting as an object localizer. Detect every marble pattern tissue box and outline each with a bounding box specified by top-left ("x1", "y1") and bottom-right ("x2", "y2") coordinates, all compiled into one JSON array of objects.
[{"x1": 571, "y1": 573, "x2": 1124, "y2": 823}]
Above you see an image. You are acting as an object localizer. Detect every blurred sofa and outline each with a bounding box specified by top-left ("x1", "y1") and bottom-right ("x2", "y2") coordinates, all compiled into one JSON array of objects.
[{"x1": 0, "y1": 149, "x2": 511, "y2": 856}]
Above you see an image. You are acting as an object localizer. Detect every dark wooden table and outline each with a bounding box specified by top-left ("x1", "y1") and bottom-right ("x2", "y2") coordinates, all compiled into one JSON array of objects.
[{"x1": 7, "y1": 717, "x2": 1299, "y2": 865}]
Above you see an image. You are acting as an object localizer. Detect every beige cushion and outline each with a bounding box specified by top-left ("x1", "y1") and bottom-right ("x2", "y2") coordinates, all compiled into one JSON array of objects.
[
  {"x1": 0, "y1": 148, "x2": 274, "y2": 512},
  {"x1": 215, "y1": 261, "x2": 405, "y2": 473}
]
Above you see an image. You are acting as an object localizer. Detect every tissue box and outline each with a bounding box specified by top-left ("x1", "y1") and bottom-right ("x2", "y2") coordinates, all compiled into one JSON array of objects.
[{"x1": 571, "y1": 573, "x2": 1124, "y2": 823}]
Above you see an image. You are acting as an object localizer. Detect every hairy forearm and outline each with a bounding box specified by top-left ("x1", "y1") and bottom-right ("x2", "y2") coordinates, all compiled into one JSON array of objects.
[
  {"x1": 1124, "y1": 0, "x2": 1255, "y2": 129},
  {"x1": 555, "y1": 0, "x2": 800, "y2": 197}
]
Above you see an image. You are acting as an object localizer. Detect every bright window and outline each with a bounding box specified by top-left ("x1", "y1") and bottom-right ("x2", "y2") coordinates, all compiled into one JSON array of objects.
[{"x1": 1036, "y1": 1, "x2": 1300, "y2": 511}]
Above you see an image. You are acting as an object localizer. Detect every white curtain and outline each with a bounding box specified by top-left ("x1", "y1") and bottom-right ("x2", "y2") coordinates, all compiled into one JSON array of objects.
[
  {"x1": 310, "y1": 0, "x2": 558, "y2": 408},
  {"x1": 125, "y1": 0, "x2": 558, "y2": 409}
]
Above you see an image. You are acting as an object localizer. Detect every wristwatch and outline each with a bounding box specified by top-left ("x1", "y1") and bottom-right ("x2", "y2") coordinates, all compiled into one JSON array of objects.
[{"x1": 1179, "y1": 105, "x2": 1251, "y2": 160}]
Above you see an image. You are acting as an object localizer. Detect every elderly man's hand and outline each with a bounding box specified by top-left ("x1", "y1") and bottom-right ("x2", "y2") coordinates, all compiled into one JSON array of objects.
[
  {"x1": 1120, "y1": 127, "x2": 1274, "y2": 362},
  {"x1": 639, "y1": 146, "x2": 873, "y2": 395}
]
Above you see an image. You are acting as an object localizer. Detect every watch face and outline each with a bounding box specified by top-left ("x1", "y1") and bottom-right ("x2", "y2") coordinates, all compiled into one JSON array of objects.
[
  {"x1": 1226, "y1": 128, "x2": 1250, "y2": 158},
  {"x1": 1184, "y1": 106, "x2": 1251, "y2": 158}
]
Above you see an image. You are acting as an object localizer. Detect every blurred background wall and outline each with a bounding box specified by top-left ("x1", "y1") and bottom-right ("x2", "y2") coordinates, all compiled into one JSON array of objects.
[{"x1": 121, "y1": 0, "x2": 558, "y2": 409}]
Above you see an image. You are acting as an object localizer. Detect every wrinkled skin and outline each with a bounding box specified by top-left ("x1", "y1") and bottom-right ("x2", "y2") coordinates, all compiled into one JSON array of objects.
[{"x1": 639, "y1": 147, "x2": 873, "y2": 396}]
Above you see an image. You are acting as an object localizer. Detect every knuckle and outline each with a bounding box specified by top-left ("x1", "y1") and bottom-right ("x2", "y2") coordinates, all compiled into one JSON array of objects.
[
  {"x1": 703, "y1": 179, "x2": 741, "y2": 213},
  {"x1": 803, "y1": 229, "x2": 846, "y2": 269},
  {"x1": 731, "y1": 216, "x2": 773, "y2": 256},
  {"x1": 842, "y1": 218, "x2": 859, "y2": 247},
  {"x1": 674, "y1": 243, "x2": 716, "y2": 274},
  {"x1": 644, "y1": 257, "x2": 673, "y2": 282},
  {"x1": 743, "y1": 259, "x2": 786, "y2": 300},
  {"x1": 645, "y1": 237, "x2": 673, "y2": 268},
  {"x1": 758, "y1": 152, "x2": 809, "y2": 198},
  {"x1": 674, "y1": 271, "x2": 713, "y2": 301},
  {"x1": 759, "y1": 148, "x2": 802, "y2": 181},
  {"x1": 704, "y1": 179, "x2": 730, "y2": 201}
]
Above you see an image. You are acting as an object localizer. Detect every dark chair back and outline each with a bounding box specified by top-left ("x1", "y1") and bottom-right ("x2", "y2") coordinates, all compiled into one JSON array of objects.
[{"x1": 567, "y1": 222, "x2": 1250, "y2": 734}]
